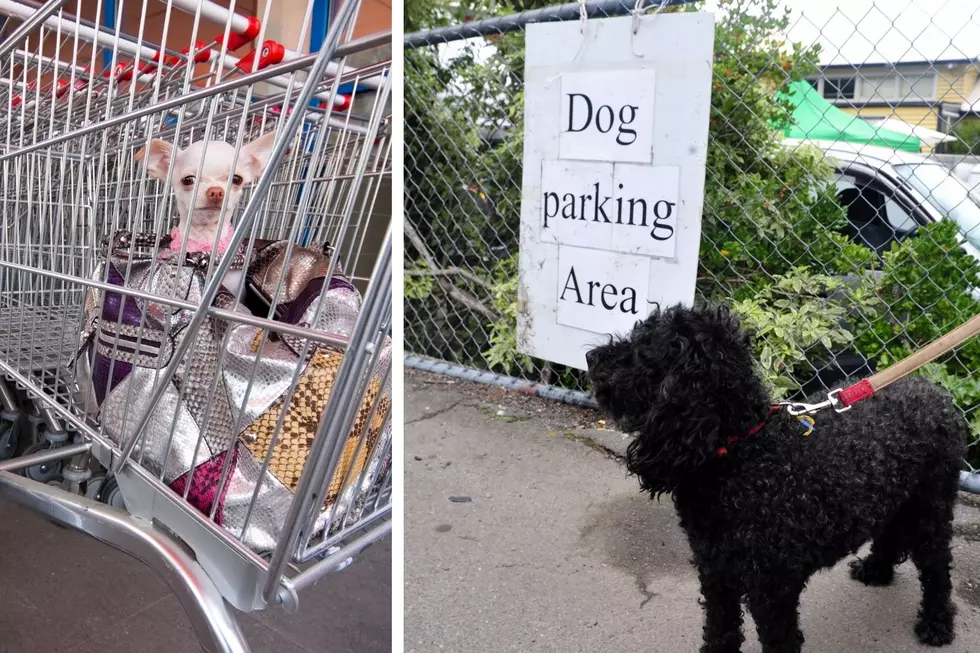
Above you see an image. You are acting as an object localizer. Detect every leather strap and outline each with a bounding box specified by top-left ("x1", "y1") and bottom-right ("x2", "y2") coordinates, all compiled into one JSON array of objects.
[{"x1": 838, "y1": 312, "x2": 980, "y2": 407}]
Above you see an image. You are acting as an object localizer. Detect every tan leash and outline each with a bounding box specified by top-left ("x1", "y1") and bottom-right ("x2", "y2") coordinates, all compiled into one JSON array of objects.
[{"x1": 782, "y1": 312, "x2": 980, "y2": 416}]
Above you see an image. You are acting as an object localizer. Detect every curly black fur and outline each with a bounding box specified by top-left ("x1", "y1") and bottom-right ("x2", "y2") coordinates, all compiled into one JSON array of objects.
[{"x1": 586, "y1": 305, "x2": 966, "y2": 653}]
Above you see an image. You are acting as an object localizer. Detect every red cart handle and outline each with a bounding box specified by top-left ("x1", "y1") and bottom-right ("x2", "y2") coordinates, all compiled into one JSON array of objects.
[
  {"x1": 216, "y1": 15, "x2": 261, "y2": 51},
  {"x1": 235, "y1": 40, "x2": 285, "y2": 72}
]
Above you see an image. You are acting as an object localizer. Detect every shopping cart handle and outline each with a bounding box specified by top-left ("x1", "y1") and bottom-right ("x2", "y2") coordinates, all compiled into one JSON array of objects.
[
  {"x1": 183, "y1": 41, "x2": 212, "y2": 64},
  {"x1": 12, "y1": 81, "x2": 40, "y2": 105},
  {"x1": 54, "y1": 76, "x2": 88, "y2": 99},
  {"x1": 104, "y1": 62, "x2": 129, "y2": 81},
  {"x1": 127, "y1": 51, "x2": 181, "y2": 80},
  {"x1": 216, "y1": 15, "x2": 262, "y2": 52},
  {"x1": 235, "y1": 40, "x2": 285, "y2": 73}
]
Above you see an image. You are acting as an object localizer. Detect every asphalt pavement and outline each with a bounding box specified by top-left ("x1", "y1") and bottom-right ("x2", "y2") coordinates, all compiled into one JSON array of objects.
[{"x1": 405, "y1": 368, "x2": 980, "y2": 653}]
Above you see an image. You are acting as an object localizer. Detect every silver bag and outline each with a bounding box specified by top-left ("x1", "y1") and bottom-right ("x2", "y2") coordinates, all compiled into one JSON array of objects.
[{"x1": 76, "y1": 233, "x2": 392, "y2": 553}]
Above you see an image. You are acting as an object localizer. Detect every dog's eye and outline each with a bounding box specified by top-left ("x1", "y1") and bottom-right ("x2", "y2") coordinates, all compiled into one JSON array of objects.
[
  {"x1": 180, "y1": 176, "x2": 195, "y2": 187},
  {"x1": 232, "y1": 175, "x2": 244, "y2": 186}
]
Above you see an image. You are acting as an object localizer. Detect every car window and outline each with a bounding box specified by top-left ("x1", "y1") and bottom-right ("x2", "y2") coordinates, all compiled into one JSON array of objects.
[
  {"x1": 884, "y1": 198, "x2": 917, "y2": 233},
  {"x1": 893, "y1": 163, "x2": 980, "y2": 249},
  {"x1": 836, "y1": 174, "x2": 916, "y2": 256}
]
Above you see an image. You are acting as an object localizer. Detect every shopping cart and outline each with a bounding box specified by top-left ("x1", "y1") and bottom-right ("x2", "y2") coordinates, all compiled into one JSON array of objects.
[{"x1": 0, "y1": 0, "x2": 392, "y2": 649}]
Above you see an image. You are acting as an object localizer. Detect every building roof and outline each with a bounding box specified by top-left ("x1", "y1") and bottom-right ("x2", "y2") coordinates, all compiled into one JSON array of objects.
[{"x1": 821, "y1": 59, "x2": 977, "y2": 70}]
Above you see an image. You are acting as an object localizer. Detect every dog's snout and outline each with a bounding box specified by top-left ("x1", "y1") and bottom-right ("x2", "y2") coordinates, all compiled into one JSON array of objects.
[
  {"x1": 585, "y1": 349, "x2": 596, "y2": 368},
  {"x1": 206, "y1": 186, "x2": 225, "y2": 202}
]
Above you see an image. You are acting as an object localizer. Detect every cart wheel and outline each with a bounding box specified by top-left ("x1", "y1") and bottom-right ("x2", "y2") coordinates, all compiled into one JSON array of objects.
[
  {"x1": 21, "y1": 442, "x2": 63, "y2": 484},
  {"x1": 0, "y1": 418, "x2": 19, "y2": 461},
  {"x1": 86, "y1": 475, "x2": 126, "y2": 510}
]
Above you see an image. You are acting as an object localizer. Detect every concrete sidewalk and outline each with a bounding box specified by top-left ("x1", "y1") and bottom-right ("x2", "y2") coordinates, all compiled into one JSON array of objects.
[{"x1": 405, "y1": 368, "x2": 980, "y2": 653}]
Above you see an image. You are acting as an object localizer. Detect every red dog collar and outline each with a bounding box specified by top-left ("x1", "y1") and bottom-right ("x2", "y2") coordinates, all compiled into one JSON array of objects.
[{"x1": 716, "y1": 405, "x2": 783, "y2": 457}]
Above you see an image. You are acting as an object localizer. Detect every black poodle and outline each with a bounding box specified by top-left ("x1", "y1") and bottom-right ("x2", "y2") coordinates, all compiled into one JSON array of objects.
[{"x1": 586, "y1": 304, "x2": 966, "y2": 653}]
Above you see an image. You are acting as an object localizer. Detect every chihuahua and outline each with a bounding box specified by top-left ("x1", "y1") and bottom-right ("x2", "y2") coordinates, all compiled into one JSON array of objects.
[{"x1": 135, "y1": 131, "x2": 276, "y2": 257}]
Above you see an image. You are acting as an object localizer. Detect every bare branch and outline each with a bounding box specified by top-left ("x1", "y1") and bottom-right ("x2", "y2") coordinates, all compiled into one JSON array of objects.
[
  {"x1": 405, "y1": 218, "x2": 501, "y2": 321},
  {"x1": 405, "y1": 266, "x2": 495, "y2": 291}
]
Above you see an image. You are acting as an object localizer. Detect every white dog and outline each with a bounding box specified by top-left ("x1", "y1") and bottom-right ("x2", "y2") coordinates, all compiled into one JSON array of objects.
[{"x1": 135, "y1": 131, "x2": 276, "y2": 256}]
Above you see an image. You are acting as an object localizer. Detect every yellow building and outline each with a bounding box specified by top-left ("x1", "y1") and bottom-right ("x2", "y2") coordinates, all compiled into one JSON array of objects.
[{"x1": 809, "y1": 59, "x2": 980, "y2": 150}]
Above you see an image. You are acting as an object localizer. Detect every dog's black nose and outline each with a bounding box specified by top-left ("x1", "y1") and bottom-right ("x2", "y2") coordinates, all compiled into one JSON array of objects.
[{"x1": 585, "y1": 349, "x2": 596, "y2": 368}]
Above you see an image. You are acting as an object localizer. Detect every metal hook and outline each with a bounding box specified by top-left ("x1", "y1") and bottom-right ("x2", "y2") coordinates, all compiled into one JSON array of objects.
[
  {"x1": 779, "y1": 388, "x2": 850, "y2": 416},
  {"x1": 631, "y1": 0, "x2": 669, "y2": 57}
]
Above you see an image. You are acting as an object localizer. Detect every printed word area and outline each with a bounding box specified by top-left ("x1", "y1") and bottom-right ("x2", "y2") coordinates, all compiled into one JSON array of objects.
[
  {"x1": 555, "y1": 246, "x2": 651, "y2": 335},
  {"x1": 560, "y1": 266, "x2": 639, "y2": 314},
  {"x1": 558, "y1": 69, "x2": 655, "y2": 163},
  {"x1": 540, "y1": 161, "x2": 680, "y2": 259}
]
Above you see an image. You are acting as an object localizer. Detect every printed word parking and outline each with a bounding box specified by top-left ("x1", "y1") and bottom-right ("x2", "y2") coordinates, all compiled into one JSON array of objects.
[{"x1": 542, "y1": 182, "x2": 675, "y2": 241}]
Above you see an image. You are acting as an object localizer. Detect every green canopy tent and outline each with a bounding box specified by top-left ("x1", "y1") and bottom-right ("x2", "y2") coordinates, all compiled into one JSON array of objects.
[{"x1": 778, "y1": 80, "x2": 921, "y2": 153}]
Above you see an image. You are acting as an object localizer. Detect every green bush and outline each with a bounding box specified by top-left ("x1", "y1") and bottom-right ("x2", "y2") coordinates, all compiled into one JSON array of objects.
[
  {"x1": 854, "y1": 220, "x2": 980, "y2": 371},
  {"x1": 484, "y1": 254, "x2": 528, "y2": 374},
  {"x1": 944, "y1": 118, "x2": 980, "y2": 156},
  {"x1": 732, "y1": 267, "x2": 879, "y2": 399},
  {"x1": 919, "y1": 363, "x2": 980, "y2": 441}
]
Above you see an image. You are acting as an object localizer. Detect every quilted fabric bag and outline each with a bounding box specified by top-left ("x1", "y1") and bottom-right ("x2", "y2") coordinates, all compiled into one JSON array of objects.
[{"x1": 75, "y1": 232, "x2": 391, "y2": 553}]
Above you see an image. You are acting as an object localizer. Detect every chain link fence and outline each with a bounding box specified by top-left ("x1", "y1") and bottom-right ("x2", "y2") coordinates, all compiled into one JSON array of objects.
[{"x1": 405, "y1": 0, "x2": 980, "y2": 459}]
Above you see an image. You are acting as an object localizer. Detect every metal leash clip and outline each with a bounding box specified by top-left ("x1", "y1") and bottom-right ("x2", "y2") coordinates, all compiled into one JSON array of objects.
[{"x1": 780, "y1": 388, "x2": 850, "y2": 416}]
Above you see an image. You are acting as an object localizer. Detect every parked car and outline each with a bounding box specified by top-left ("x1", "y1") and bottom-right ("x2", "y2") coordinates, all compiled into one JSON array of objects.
[{"x1": 781, "y1": 139, "x2": 980, "y2": 396}]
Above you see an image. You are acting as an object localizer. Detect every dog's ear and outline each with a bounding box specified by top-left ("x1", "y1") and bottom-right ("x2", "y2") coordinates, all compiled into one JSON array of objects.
[
  {"x1": 135, "y1": 139, "x2": 175, "y2": 181},
  {"x1": 239, "y1": 130, "x2": 277, "y2": 182},
  {"x1": 623, "y1": 305, "x2": 769, "y2": 496},
  {"x1": 624, "y1": 332, "x2": 725, "y2": 496}
]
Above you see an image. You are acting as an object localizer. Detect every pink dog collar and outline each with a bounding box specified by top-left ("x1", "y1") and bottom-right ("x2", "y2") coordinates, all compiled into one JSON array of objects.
[{"x1": 170, "y1": 225, "x2": 233, "y2": 255}]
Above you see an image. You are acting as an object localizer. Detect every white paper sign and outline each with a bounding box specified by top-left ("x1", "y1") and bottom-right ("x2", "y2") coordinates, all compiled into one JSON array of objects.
[
  {"x1": 559, "y1": 70, "x2": 656, "y2": 163},
  {"x1": 518, "y1": 13, "x2": 715, "y2": 370},
  {"x1": 556, "y1": 246, "x2": 651, "y2": 334}
]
